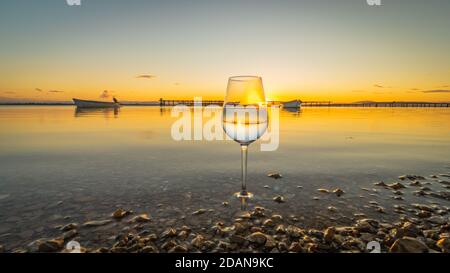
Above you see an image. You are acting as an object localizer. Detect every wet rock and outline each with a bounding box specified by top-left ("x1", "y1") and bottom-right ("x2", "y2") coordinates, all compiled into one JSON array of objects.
[
  {"x1": 324, "y1": 227, "x2": 335, "y2": 243},
  {"x1": 63, "y1": 229, "x2": 78, "y2": 240},
  {"x1": 230, "y1": 235, "x2": 246, "y2": 245},
  {"x1": 436, "y1": 237, "x2": 450, "y2": 252},
  {"x1": 161, "y1": 228, "x2": 177, "y2": 239},
  {"x1": 427, "y1": 216, "x2": 447, "y2": 225},
  {"x1": 374, "y1": 181, "x2": 388, "y2": 187},
  {"x1": 83, "y1": 220, "x2": 112, "y2": 227},
  {"x1": 286, "y1": 225, "x2": 303, "y2": 238},
  {"x1": 192, "y1": 209, "x2": 207, "y2": 215},
  {"x1": 389, "y1": 237, "x2": 429, "y2": 253},
  {"x1": 416, "y1": 210, "x2": 431, "y2": 218},
  {"x1": 273, "y1": 195, "x2": 285, "y2": 203},
  {"x1": 131, "y1": 214, "x2": 151, "y2": 223},
  {"x1": 271, "y1": 214, "x2": 283, "y2": 222},
  {"x1": 327, "y1": 206, "x2": 338, "y2": 213},
  {"x1": 413, "y1": 190, "x2": 427, "y2": 196},
  {"x1": 263, "y1": 219, "x2": 275, "y2": 227},
  {"x1": 410, "y1": 181, "x2": 423, "y2": 187},
  {"x1": 333, "y1": 188, "x2": 345, "y2": 197},
  {"x1": 252, "y1": 206, "x2": 265, "y2": 217},
  {"x1": 264, "y1": 185, "x2": 270, "y2": 189},
  {"x1": 288, "y1": 242, "x2": 302, "y2": 252},
  {"x1": 317, "y1": 188, "x2": 330, "y2": 193},
  {"x1": 217, "y1": 240, "x2": 231, "y2": 251},
  {"x1": 233, "y1": 222, "x2": 246, "y2": 234},
  {"x1": 112, "y1": 208, "x2": 132, "y2": 219},
  {"x1": 60, "y1": 223, "x2": 78, "y2": 232},
  {"x1": 275, "y1": 224, "x2": 286, "y2": 234},
  {"x1": 38, "y1": 238, "x2": 65, "y2": 252},
  {"x1": 141, "y1": 245, "x2": 158, "y2": 253},
  {"x1": 168, "y1": 245, "x2": 188, "y2": 253},
  {"x1": 267, "y1": 173, "x2": 282, "y2": 179},
  {"x1": 222, "y1": 201, "x2": 229, "y2": 207},
  {"x1": 191, "y1": 235, "x2": 205, "y2": 249},
  {"x1": 264, "y1": 235, "x2": 277, "y2": 249},
  {"x1": 178, "y1": 230, "x2": 189, "y2": 240},
  {"x1": 161, "y1": 240, "x2": 177, "y2": 251},
  {"x1": 387, "y1": 182, "x2": 406, "y2": 190},
  {"x1": 247, "y1": 232, "x2": 267, "y2": 245},
  {"x1": 355, "y1": 219, "x2": 379, "y2": 233}
]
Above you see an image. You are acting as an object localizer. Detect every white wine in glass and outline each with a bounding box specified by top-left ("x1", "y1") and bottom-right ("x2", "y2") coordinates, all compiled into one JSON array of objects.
[{"x1": 222, "y1": 76, "x2": 268, "y2": 200}]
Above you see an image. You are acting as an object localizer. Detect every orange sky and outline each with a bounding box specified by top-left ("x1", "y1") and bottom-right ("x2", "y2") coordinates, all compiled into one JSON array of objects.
[{"x1": 0, "y1": 1, "x2": 449, "y2": 103}]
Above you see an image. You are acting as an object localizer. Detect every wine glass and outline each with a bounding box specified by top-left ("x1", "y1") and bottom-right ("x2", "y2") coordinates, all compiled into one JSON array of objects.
[{"x1": 222, "y1": 76, "x2": 268, "y2": 201}]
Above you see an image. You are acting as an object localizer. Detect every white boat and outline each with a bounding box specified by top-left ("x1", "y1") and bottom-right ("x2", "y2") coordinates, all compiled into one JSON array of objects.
[
  {"x1": 73, "y1": 98, "x2": 120, "y2": 108},
  {"x1": 282, "y1": 100, "x2": 302, "y2": 108}
]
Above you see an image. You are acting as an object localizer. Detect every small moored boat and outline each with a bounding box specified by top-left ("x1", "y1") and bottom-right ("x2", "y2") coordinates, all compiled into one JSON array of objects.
[
  {"x1": 282, "y1": 100, "x2": 302, "y2": 108},
  {"x1": 73, "y1": 98, "x2": 120, "y2": 108}
]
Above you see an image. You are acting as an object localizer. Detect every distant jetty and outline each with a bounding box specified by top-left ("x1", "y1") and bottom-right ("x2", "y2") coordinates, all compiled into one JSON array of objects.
[
  {"x1": 0, "y1": 100, "x2": 448, "y2": 107},
  {"x1": 159, "y1": 99, "x2": 449, "y2": 108}
]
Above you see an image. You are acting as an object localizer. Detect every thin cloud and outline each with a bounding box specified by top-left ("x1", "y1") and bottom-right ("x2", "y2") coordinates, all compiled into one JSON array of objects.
[
  {"x1": 410, "y1": 88, "x2": 419, "y2": 91},
  {"x1": 174, "y1": 82, "x2": 180, "y2": 86},
  {"x1": 136, "y1": 74, "x2": 156, "y2": 79},
  {"x1": 48, "y1": 90, "x2": 64, "y2": 93},
  {"x1": 422, "y1": 90, "x2": 450, "y2": 93},
  {"x1": 373, "y1": 84, "x2": 393, "y2": 88},
  {"x1": 35, "y1": 88, "x2": 43, "y2": 92},
  {"x1": 351, "y1": 90, "x2": 365, "y2": 93},
  {"x1": 3, "y1": 91, "x2": 16, "y2": 94}
]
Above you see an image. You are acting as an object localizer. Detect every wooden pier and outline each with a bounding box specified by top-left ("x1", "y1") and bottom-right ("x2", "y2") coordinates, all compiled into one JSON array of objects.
[
  {"x1": 159, "y1": 99, "x2": 449, "y2": 108},
  {"x1": 305, "y1": 102, "x2": 449, "y2": 107},
  {"x1": 159, "y1": 98, "x2": 223, "y2": 106}
]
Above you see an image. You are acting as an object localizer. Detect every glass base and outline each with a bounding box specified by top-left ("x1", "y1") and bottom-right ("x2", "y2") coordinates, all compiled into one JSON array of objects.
[{"x1": 234, "y1": 191, "x2": 253, "y2": 199}]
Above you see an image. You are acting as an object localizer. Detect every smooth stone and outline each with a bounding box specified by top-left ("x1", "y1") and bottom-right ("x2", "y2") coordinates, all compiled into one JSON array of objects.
[
  {"x1": 317, "y1": 188, "x2": 330, "y2": 193},
  {"x1": 131, "y1": 214, "x2": 151, "y2": 223},
  {"x1": 63, "y1": 229, "x2": 78, "y2": 240},
  {"x1": 247, "y1": 232, "x2": 267, "y2": 245},
  {"x1": 60, "y1": 223, "x2": 78, "y2": 231},
  {"x1": 161, "y1": 228, "x2": 177, "y2": 238},
  {"x1": 333, "y1": 188, "x2": 345, "y2": 197},
  {"x1": 436, "y1": 237, "x2": 450, "y2": 252},
  {"x1": 168, "y1": 245, "x2": 188, "y2": 253},
  {"x1": 427, "y1": 216, "x2": 447, "y2": 225},
  {"x1": 263, "y1": 219, "x2": 275, "y2": 227},
  {"x1": 324, "y1": 227, "x2": 335, "y2": 242},
  {"x1": 374, "y1": 181, "x2": 388, "y2": 187},
  {"x1": 38, "y1": 238, "x2": 65, "y2": 252},
  {"x1": 327, "y1": 206, "x2": 338, "y2": 213},
  {"x1": 83, "y1": 220, "x2": 112, "y2": 227},
  {"x1": 387, "y1": 182, "x2": 406, "y2": 190},
  {"x1": 267, "y1": 173, "x2": 282, "y2": 179},
  {"x1": 112, "y1": 208, "x2": 132, "y2": 219},
  {"x1": 288, "y1": 242, "x2": 302, "y2": 252},
  {"x1": 192, "y1": 209, "x2": 207, "y2": 215},
  {"x1": 273, "y1": 195, "x2": 285, "y2": 203},
  {"x1": 191, "y1": 235, "x2": 205, "y2": 248},
  {"x1": 389, "y1": 237, "x2": 429, "y2": 253}
]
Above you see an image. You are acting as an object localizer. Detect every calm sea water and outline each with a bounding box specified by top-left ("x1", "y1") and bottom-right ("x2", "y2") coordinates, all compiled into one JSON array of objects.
[{"x1": 0, "y1": 106, "x2": 449, "y2": 250}]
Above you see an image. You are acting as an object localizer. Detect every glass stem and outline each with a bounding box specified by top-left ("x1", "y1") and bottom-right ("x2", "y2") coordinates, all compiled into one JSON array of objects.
[{"x1": 240, "y1": 144, "x2": 248, "y2": 195}]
